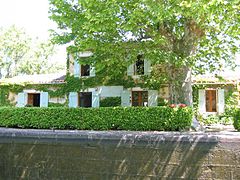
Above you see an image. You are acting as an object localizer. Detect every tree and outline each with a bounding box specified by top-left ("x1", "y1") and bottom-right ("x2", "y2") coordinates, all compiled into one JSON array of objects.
[
  {"x1": 0, "y1": 26, "x2": 30, "y2": 78},
  {"x1": 0, "y1": 25, "x2": 64, "y2": 78},
  {"x1": 49, "y1": 0, "x2": 239, "y2": 105}
]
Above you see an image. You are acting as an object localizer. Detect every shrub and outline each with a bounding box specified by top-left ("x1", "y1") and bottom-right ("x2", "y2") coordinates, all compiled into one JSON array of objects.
[
  {"x1": 0, "y1": 106, "x2": 193, "y2": 131},
  {"x1": 233, "y1": 109, "x2": 240, "y2": 131},
  {"x1": 48, "y1": 102, "x2": 66, "y2": 107},
  {"x1": 100, "y1": 97, "x2": 121, "y2": 107}
]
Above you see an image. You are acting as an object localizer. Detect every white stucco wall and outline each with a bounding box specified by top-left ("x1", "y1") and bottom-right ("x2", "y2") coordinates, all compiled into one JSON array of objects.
[
  {"x1": 97, "y1": 86, "x2": 123, "y2": 97},
  {"x1": 49, "y1": 97, "x2": 66, "y2": 104}
]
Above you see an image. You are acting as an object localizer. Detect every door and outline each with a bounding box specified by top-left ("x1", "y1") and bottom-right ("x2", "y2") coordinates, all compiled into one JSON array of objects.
[
  {"x1": 132, "y1": 91, "x2": 148, "y2": 107},
  {"x1": 79, "y1": 92, "x2": 92, "y2": 107},
  {"x1": 28, "y1": 93, "x2": 40, "y2": 107},
  {"x1": 206, "y1": 90, "x2": 217, "y2": 112}
]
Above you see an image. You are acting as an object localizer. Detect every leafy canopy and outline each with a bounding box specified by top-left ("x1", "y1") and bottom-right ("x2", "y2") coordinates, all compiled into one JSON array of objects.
[
  {"x1": 0, "y1": 25, "x2": 65, "y2": 78},
  {"x1": 49, "y1": 0, "x2": 239, "y2": 75}
]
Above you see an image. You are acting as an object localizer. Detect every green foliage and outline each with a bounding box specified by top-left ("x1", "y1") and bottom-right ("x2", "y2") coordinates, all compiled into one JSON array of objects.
[
  {"x1": 157, "y1": 97, "x2": 168, "y2": 106},
  {"x1": 233, "y1": 109, "x2": 240, "y2": 131},
  {"x1": 48, "y1": 102, "x2": 66, "y2": 107},
  {"x1": 49, "y1": 0, "x2": 239, "y2": 104},
  {"x1": 0, "y1": 107, "x2": 193, "y2": 131},
  {"x1": 0, "y1": 25, "x2": 64, "y2": 78},
  {"x1": 100, "y1": 97, "x2": 121, "y2": 107}
]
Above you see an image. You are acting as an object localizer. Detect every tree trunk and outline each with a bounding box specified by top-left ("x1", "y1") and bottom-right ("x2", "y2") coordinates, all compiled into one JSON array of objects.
[{"x1": 169, "y1": 65, "x2": 193, "y2": 106}]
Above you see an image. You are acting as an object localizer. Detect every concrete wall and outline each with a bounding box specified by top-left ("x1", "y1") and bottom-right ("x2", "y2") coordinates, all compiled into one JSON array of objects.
[{"x1": 0, "y1": 128, "x2": 239, "y2": 179}]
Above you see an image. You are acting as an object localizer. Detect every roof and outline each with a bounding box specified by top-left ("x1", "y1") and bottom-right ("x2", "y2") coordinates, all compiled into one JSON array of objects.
[
  {"x1": 192, "y1": 73, "x2": 240, "y2": 85},
  {"x1": 0, "y1": 72, "x2": 66, "y2": 85}
]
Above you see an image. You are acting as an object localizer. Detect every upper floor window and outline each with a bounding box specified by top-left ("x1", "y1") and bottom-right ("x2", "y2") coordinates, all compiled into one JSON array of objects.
[
  {"x1": 134, "y1": 55, "x2": 144, "y2": 75},
  {"x1": 81, "y1": 64, "x2": 90, "y2": 76}
]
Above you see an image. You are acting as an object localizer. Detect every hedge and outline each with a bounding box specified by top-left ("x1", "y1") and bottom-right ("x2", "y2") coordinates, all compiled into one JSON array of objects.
[
  {"x1": 100, "y1": 97, "x2": 121, "y2": 107},
  {"x1": 0, "y1": 107, "x2": 193, "y2": 131},
  {"x1": 233, "y1": 109, "x2": 240, "y2": 131}
]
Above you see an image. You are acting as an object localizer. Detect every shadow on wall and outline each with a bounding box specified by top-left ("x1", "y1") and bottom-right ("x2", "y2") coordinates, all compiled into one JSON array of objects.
[
  {"x1": 108, "y1": 135, "x2": 217, "y2": 179},
  {"x1": 0, "y1": 133, "x2": 219, "y2": 179}
]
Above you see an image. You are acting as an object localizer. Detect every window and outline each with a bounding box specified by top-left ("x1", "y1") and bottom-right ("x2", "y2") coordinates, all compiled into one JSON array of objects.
[
  {"x1": 134, "y1": 55, "x2": 144, "y2": 75},
  {"x1": 78, "y1": 92, "x2": 92, "y2": 107},
  {"x1": 27, "y1": 93, "x2": 40, "y2": 107},
  {"x1": 206, "y1": 90, "x2": 217, "y2": 112},
  {"x1": 81, "y1": 64, "x2": 90, "y2": 76},
  {"x1": 132, "y1": 91, "x2": 148, "y2": 106}
]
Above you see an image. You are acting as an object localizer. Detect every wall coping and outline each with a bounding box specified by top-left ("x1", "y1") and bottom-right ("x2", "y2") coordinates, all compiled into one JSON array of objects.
[{"x1": 0, "y1": 128, "x2": 240, "y2": 143}]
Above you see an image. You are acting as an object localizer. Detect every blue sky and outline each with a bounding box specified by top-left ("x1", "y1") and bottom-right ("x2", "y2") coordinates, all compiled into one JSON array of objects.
[{"x1": 0, "y1": 0, "x2": 66, "y2": 64}]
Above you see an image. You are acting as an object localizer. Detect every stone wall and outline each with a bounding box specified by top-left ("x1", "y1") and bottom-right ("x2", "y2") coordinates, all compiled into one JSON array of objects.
[{"x1": 0, "y1": 128, "x2": 240, "y2": 179}]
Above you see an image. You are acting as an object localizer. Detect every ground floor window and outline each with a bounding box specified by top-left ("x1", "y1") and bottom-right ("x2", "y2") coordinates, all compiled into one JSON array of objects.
[
  {"x1": 27, "y1": 93, "x2": 40, "y2": 107},
  {"x1": 206, "y1": 90, "x2": 217, "y2": 112},
  {"x1": 79, "y1": 92, "x2": 92, "y2": 107},
  {"x1": 132, "y1": 91, "x2": 148, "y2": 107}
]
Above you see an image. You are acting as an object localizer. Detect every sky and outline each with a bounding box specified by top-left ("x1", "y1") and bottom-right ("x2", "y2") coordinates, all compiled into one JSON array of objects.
[{"x1": 0, "y1": 0, "x2": 66, "y2": 64}]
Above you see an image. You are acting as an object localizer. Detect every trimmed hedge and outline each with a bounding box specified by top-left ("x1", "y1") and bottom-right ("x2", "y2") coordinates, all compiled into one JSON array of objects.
[
  {"x1": 100, "y1": 97, "x2": 121, "y2": 107},
  {"x1": 0, "y1": 107, "x2": 193, "y2": 131},
  {"x1": 233, "y1": 109, "x2": 240, "y2": 131}
]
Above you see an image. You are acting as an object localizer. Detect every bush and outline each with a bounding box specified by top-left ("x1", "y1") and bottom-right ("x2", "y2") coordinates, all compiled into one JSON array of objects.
[
  {"x1": 0, "y1": 106, "x2": 193, "y2": 131},
  {"x1": 48, "y1": 102, "x2": 66, "y2": 107},
  {"x1": 100, "y1": 97, "x2": 121, "y2": 107},
  {"x1": 233, "y1": 109, "x2": 240, "y2": 131}
]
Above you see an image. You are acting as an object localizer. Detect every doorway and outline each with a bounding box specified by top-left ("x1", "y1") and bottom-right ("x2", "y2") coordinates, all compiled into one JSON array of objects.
[
  {"x1": 79, "y1": 92, "x2": 92, "y2": 107},
  {"x1": 27, "y1": 93, "x2": 40, "y2": 107},
  {"x1": 132, "y1": 91, "x2": 148, "y2": 107},
  {"x1": 206, "y1": 90, "x2": 217, "y2": 112}
]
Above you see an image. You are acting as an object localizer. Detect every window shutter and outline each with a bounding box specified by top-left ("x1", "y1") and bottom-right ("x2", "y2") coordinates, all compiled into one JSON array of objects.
[
  {"x1": 74, "y1": 60, "x2": 80, "y2": 77},
  {"x1": 144, "y1": 60, "x2": 151, "y2": 75},
  {"x1": 148, "y1": 90, "x2": 158, "y2": 107},
  {"x1": 17, "y1": 92, "x2": 27, "y2": 107},
  {"x1": 90, "y1": 65, "x2": 95, "y2": 77},
  {"x1": 121, "y1": 90, "x2": 131, "y2": 107},
  {"x1": 69, "y1": 92, "x2": 78, "y2": 108},
  {"x1": 127, "y1": 64, "x2": 134, "y2": 76},
  {"x1": 218, "y1": 89, "x2": 225, "y2": 114},
  {"x1": 40, "y1": 92, "x2": 49, "y2": 107},
  {"x1": 92, "y1": 91, "x2": 99, "y2": 107},
  {"x1": 198, "y1": 90, "x2": 206, "y2": 113}
]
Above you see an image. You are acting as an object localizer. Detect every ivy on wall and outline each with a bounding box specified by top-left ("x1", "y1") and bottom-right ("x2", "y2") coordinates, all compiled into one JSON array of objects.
[{"x1": 0, "y1": 73, "x2": 161, "y2": 106}]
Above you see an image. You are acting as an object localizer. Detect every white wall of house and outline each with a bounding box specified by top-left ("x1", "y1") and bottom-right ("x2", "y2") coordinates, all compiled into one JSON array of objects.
[
  {"x1": 49, "y1": 97, "x2": 66, "y2": 104},
  {"x1": 97, "y1": 86, "x2": 123, "y2": 97}
]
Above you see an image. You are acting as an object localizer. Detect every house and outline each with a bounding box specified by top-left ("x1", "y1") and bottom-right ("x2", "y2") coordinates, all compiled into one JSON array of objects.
[
  {"x1": 0, "y1": 73, "x2": 66, "y2": 107},
  {"x1": 193, "y1": 73, "x2": 239, "y2": 115},
  {"x1": 1, "y1": 51, "x2": 238, "y2": 114},
  {"x1": 67, "y1": 52, "x2": 162, "y2": 108},
  {"x1": 0, "y1": 51, "x2": 170, "y2": 108}
]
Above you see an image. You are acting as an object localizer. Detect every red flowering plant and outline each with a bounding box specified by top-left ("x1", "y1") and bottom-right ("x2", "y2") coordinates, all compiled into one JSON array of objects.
[
  {"x1": 178, "y1": 104, "x2": 187, "y2": 108},
  {"x1": 169, "y1": 104, "x2": 187, "y2": 108},
  {"x1": 169, "y1": 104, "x2": 177, "y2": 108}
]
